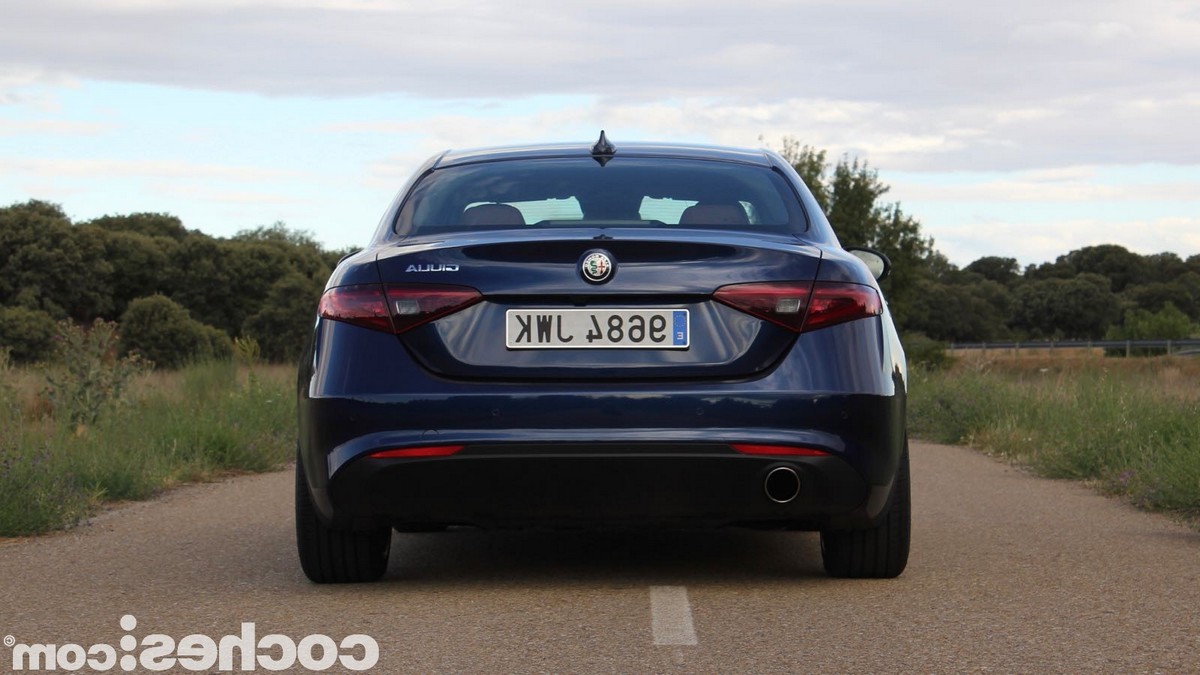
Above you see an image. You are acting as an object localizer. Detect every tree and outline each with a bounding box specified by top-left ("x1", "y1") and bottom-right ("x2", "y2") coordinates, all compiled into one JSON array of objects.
[
  {"x1": 120, "y1": 295, "x2": 231, "y2": 368},
  {"x1": 1121, "y1": 282, "x2": 1199, "y2": 321},
  {"x1": 965, "y1": 256, "x2": 1020, "y2": 287},
  {"x1": 1106, "y1": 303, "x2": 1197, "y2": 343},
  {"x1": 165, "y1": 235, "x2": 242, "y2": 335},
  {"x1": 92, "y1": 228, "x2": 170, "y2": 319},
  {"x1": 234, "y1": 223, "x2": 332, "y2": 281},
  {"x1": 778, "y1": 138, "x2": 829, "y2": 212},
  {"x1": 2, "y1": 203, "x2": 341, "y2": 355},
  {"x1": 1023, "y1": 259, "x2": 1074, "y2": 281},
  {"x1": 1142, "y1": 252, "x2": 1188, "y2": 284},
  {"x1": 0, "y1": 202, "x2": 113, "y2": 320},
  {"x1": 0, "y1": 201, "x2": 72, "y2": 310},
  {"x1": 777, "y1": 141, "x2": 935, "y2": 329},
  {"x1": 905, "y1": 279, "x2": 1011, "y2": 342},
  {"x1": 1011, "y1": 274, "x2": 1119, "y2": 339},
  {"x1": 234, "y1": 222, "x2": 321, "y2": 248},
  {"x1": 242, "y1": 273, "x2": 325, "y2": 363},
  {"x1": 166, "y1": 232, "x2": 331, "y2": 337},
  {"x1": 85, "y1": 212, "x2": 189, "y2": 241},
  {"x1": 0, "y1": 306, "x2": 58, "y2": 363},
  {"x1": 1057, "y1": 244, "x2": 1147, "y2": 293}
]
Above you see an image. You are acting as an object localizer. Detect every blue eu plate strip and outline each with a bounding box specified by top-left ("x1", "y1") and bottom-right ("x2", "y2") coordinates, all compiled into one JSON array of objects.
[{"x1": 673, "y1": 310, "x2": 688, "y2": 346}]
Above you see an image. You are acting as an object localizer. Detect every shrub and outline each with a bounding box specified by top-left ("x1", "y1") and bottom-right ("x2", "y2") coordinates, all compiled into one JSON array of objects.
[
  {"x1": 1109, "y1": 302, "x2": 1196, "y2": 340},
  {"x1": 200, "y1": 323, "x2": 234, "y2": 361},
  {"x1": 1104, "y1": 302, "x2": 1198, "y2": 356},
  {"x1": 232, "y1": 336, "x2": 262, "y2": 366},
  {"x1": 0, "y1": 306, "x2": 58, "y2": 363},
  {"x1": 0, "y1": 347, "x2": 15, "y2": 417},
  {"x1": 901, "y1": 331, "x2": 952, "y2": 370},
  {"x1": 44, "y1": 319, "x2": 148, "y2": 426},
  {"x1": 120, "y1": 294, "x2": 231, "y2": 368},
  {"x1": 242, "y1": 273, "x2": 322, "y2": 363}
]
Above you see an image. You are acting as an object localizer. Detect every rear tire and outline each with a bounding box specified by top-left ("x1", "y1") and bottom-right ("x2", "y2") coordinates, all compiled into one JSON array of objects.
[
  {"x1": 295, "y1": 454, "x2": 391, "y2": 583},
  {"x1": 820, "y1": 443, "x2": 910, "y2": 579}
]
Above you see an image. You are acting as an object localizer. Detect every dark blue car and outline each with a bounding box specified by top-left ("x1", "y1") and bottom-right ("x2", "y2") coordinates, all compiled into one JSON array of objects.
[{"x1": 296, "y1": 134, "x2": 909, "y2": 583}]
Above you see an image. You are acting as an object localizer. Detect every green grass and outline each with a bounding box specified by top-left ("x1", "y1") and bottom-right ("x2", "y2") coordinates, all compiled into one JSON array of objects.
[
  {"x1": 909, "y1": 355, "x2": 1200, "y2": 519},
  {"x1": 7, "y1": 350, "x2": 1197, "y2": 534},
  {"x1": 0, "y1": 361, "x2": 294, "y2": 536}
]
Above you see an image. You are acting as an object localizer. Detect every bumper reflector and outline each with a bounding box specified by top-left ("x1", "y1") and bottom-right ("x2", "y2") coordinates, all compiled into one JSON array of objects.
[
  {"x1": 731, "y1": 444, "x2": 829, "y2": 457},
  {"x1": 368, "y1": 445, "x2": 465, "y2": 459}
]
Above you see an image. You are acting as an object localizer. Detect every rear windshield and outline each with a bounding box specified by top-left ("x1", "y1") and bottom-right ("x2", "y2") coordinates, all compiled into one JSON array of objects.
[{"x1": 394, "y1": 157, "x2": 807, "y2": 237}]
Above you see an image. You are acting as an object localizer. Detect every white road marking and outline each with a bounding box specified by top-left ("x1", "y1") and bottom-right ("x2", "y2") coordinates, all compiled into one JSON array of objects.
[{"x1": 650, "y1": 585, "x2": 698, "y2": 646}]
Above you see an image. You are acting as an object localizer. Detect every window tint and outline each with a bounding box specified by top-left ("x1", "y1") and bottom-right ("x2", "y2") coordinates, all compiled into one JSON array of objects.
[{"x1": 396, "y1": 157, "x2": 805, "y2": 236}]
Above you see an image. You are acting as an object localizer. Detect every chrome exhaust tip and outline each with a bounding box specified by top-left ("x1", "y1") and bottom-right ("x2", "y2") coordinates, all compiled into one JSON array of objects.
[{"x1": 764, "y1": 466, "x2": 801, "y2": 504}]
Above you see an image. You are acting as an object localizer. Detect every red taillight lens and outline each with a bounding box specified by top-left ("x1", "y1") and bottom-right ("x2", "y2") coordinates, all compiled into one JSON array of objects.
[
  {"x1": 713, "y1": 281, "x2": 881, "y2": 333},
  {"x1": 318, "y1": 285, "x2": 392, "y2": 332},
  {"x1": 368, "y1": 445, "x2": 465, "y2": 459},
  {"x1": 731, "y1": 444, "x2": 830, "y2": 456},
  {"x1": 319, "y1": 284, "x2": 481, "y2": 334},
  {"x1": 804, "y1": 282, "x2": 883, "y2": 332},
  {"x1": 713, "y1": 282, "x2": 813, "y2": 331}
]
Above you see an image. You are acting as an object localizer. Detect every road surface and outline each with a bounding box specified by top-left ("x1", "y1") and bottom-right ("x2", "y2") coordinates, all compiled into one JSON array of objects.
[{"x1": 2, "y1": 441, "x2": 1198, "y2": 673}]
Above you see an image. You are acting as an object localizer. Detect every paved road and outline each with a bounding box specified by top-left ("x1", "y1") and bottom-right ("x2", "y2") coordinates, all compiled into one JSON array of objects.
[{"x1": 3, "y1": 441, "x2": 1198, "y2": 673}]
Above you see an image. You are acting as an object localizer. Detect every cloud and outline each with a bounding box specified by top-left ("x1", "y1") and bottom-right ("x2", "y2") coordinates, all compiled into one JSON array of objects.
[
  {"x1": 1010, "y1": 21, "x2": 1135, "y2": 43},
  {"x1": 2, "y1": 1, "x2": 1199, "y2": 173},
  {"x1": 0, "y1": 66, "x2": 73, "y2": 108},
  {"x1": 0, "y1": 120, "x2": 114, "y2": 136},
  {"x1": 0, "y1": 157, "x2": 307, "y2": 181},
  {"x1": 0, "y1": 1, "x2": 1192, "y2": 103},
  {"x1": 323, "y1": 91, "x2": 1200, "y2": 176},
  {"x1": 891, "y1": 173, "x2": 1200, "y2": 204},
  {"x1": 2, "y1": 0, "x2": 1197, "y2": 264},
  {"x1": 933, "y1": 216, "x2": 1200, "y2": 267},
  {"x1": 151, "y1": 181, "x2": 314, "y2": 205}
]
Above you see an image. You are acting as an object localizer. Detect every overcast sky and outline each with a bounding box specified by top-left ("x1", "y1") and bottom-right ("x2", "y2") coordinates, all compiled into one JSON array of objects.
[{"x1": 2, "y1": 0, "x2": 1198, "y2": 266}]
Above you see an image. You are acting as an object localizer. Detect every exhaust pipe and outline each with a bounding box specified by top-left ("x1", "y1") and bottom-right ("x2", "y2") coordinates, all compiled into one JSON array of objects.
[{"x1": 764, "y1": 466, "x2": 801, "y2": 504}]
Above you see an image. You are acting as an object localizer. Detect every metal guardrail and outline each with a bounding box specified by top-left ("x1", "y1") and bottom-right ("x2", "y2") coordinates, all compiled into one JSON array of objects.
[{"x1": 948, "y1": 339, "x2": 1200, "y2": 356}]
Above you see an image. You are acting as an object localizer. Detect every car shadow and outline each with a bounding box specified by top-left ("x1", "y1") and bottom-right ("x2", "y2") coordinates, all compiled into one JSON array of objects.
[{"x1": 378, "y1": 527, "x2": 827, "y2": 587}]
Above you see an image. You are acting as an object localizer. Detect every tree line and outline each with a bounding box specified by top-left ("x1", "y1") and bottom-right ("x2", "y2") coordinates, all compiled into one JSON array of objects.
[
  {"x1": 779, "y1": 141, "x2": 1200, "y2": 347},
  {"x1": 0, "y1": 200, "x2": 346, "y2": 366},
  {"x1": 3, "y1": 146, "x2": 1198, "y2": 367}
]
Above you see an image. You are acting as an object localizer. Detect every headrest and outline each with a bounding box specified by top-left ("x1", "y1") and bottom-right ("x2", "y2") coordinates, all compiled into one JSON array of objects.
[
  {"x1": 678, "y1": 204, "x2": 749, "y2": 226},
  {"x1": 461, "y1": 203, "x2": 526, "y2": 226}
]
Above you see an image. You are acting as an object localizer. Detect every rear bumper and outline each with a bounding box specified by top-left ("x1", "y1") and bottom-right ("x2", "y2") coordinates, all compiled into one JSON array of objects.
[
  {"x1": 318, "y1": 444, "x2": 882, "y2": 531},
  {"x1": 298, "y1": 318, "x2": 907, "y2": 532}
]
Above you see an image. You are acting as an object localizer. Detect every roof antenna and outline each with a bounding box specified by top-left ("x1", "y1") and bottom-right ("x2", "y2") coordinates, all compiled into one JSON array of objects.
[{"x1": 591, "y1": 130, "x2": 616, "y2": 166}]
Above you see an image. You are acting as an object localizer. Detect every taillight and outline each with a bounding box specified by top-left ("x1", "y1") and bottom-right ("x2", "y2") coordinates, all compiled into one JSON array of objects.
[
  {"x1": 368, "y1": 445, "x2": 465, "y2": 459},
  {"x1": 731, "y1": 444, "x2": 830, "y2": 456},
  {"x1": 713, "y1": 281, "x2": 881, "y2": 333},
  {"x1": 318, "y1": 285, "x2": 391, "y2": 332},
  {"x1": 804, "y1": 282, "x2": 884, "y2": 332},
  {"x1": 384, "y1": 285, "x2": 482, "y2": 333},
  {"x1": 319, "y1": 284, "x2": 481, "y2": 334}
]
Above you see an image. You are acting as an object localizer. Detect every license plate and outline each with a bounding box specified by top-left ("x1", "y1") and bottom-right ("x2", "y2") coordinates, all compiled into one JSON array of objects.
[{"x1": 505, "y1": 309, "x2": 689, "y2": 349}]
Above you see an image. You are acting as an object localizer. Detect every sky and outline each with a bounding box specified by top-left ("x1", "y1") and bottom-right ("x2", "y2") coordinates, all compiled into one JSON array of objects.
[{"x1": 2, "y1": 0, "x2": 1198, "y2": 267}]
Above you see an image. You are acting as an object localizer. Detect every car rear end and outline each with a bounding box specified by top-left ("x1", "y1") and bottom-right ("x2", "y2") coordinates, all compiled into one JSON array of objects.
[{"x1": 296, "y1": 142, "x2": 908, "y2": 582}]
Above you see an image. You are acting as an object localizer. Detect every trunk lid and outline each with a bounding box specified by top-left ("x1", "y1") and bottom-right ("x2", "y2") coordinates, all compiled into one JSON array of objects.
[{"x1": 373, "y1": 229, "x2": 822, "y2": 380}]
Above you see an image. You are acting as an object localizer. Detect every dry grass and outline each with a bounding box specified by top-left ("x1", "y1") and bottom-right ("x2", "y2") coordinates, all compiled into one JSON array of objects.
[
  {"x1": 910, "y1": 355, "x2": 1200, "y2": 521},
  {"x1": 950, "y1": 352, "x2": 1200, "y2": 402},
  {"x1": 1, "y1": 361, "x2": 295, "y2": 536}
]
